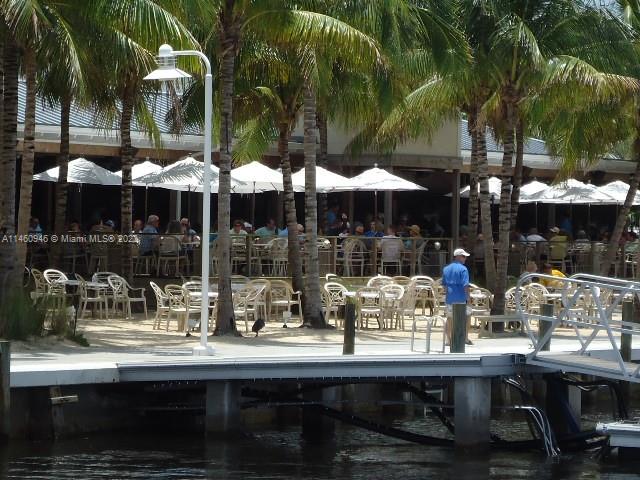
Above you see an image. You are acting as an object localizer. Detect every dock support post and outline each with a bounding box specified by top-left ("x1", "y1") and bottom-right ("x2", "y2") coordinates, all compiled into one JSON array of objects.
[
  {"x1": 302, "y1": 384, "x2": 338, "y2": 443},
  {"x1": 539, "y1": 303, "x2": 554, "y2": 351},
  {"x1": 0, "y1": 341, "x2": 9, "y2": 439},
  {"x1": 343, "y1": 297, "x2": 356, "y2": 355},
  {"x1": 451, "y1": 303, "x2": 467, "y2": 353},
  {"x1": 205, "y1": 381, "x2": 240, "y2": 435},
  {"x1": 546, "y1": 377, "x2": 581, "y2": 435},
  {"x1": 454, "y1": 377, "x2": 491, "y2": 451}
]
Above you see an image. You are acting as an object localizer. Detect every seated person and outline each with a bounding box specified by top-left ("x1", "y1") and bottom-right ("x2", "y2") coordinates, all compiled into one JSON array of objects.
[
  {"x1": 365, "y1": 221, "x2": 383, "y2": 238},
  {"x1": 540, "y1": 262, "x2": 566, "y2": 289},
  {"x1": 139, "y1": 215, "x2": 160, "y2": 255},
  {"x1": 230, "y1": 219, "x2": 248, "y2": 236},
  {"x1": 404, "y1": 224, "x2": 424, "y2": 249},
  {"x1": 255, "y1": 219, "x2": 278, "y2": 238}
]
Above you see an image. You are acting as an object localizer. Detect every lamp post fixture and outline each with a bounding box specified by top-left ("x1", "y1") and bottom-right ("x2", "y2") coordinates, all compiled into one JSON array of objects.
[{"x1": 145, "y1": 44, "x2": 215, "y2": 356}]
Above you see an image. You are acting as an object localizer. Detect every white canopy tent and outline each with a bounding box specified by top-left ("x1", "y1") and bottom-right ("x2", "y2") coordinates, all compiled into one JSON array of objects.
[
  {"x1": 34, "y1": 158, "x2": 122, "y2": 185},
  {"x1": 291, "y1": 166, "x2": 353, "y2": 193}
]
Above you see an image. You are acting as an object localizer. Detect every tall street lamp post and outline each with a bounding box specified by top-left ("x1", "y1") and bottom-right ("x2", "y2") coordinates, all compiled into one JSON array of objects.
[{"x1": 145, "y1": 44, "x2": 215, "y2": 356}]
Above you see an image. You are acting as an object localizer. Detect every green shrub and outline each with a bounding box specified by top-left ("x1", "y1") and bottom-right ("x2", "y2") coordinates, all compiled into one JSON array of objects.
[{"x1": 0, "y1": 291, "x2": 46, "y2": 340}]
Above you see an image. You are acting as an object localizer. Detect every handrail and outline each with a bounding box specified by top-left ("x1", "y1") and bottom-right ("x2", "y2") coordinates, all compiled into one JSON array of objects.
[{"x1": 516, "y1": 273, "x2": 640, "y2": 382}]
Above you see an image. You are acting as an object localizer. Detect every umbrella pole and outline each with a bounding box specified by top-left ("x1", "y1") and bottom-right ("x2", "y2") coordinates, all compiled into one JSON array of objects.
[
  {"x1": 535, "y1": 202, "x2": 538, "y2": 231},
  {"x1": 251, "y1": 182, "x2": 256, "y2": 228},
  {"x1": 144, "y1": 186, "x2": 148, "y2": 221},
  {"x1": 374, "y1": 190, "x2": 378, "y2": 223}
]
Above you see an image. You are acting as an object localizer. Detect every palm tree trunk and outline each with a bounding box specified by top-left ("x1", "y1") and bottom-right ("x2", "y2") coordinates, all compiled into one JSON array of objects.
[
  {"x1": 601, "y1": 135, "x2": 640, "y2": 275},
  {"x1": 214, "y1": 4, "x2": 239, "y2": 336},
  {"x1": 0, "y1": 33, "x2": 19, "y2": 297},
  {"x1": 16, "y1": 47, "x2": 37, "y2": 267},
  {"x1": 474, "y1": 120, "x2": 496, "y2": 290},
  {"x1": 302, "y1": 85, "x2": 325, "y2": 328},
  {"x1": 317, "y1": 110, "x2": 328, "y2": 233},
  {"x1": 52, "y1": 95, "x2": 71, "y2": 267},
  {"x1": 467, "y1": 111, "x2": 479, "y2": 259},
  {"x1": 280, "y1": 122, "x2": 304, "y2": 293},
  {"x1": 493, "y1": 101, "x2": 517, "y2": 318},
  {"x1": 119, "y1": 80, "x2": 136, "y2": 282},
  {"x1": 510, "y1": 120, "x2": 524, "y2": 230}
]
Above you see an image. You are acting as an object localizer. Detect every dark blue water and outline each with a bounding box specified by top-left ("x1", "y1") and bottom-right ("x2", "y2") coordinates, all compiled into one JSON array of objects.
[{"x1": 1, "y1": 420, "x2": 639, "y2": 480}]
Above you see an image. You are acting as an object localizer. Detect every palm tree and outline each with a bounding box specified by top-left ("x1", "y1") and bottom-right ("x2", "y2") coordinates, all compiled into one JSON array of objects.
[
  {"x1": 485, "y1": 0, "x2": 637, "y2": 312},
  {"x1": 85, "y1": 0, "x2": 196, "y2": 281},
  {"x1": 0, "y1": 30, "x2": 20, "y2": 295}
]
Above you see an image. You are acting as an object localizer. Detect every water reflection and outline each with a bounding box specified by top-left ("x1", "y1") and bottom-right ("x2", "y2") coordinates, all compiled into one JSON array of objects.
[{"x1": 0, "y1": 419, "x2": 638, "y2": 479}]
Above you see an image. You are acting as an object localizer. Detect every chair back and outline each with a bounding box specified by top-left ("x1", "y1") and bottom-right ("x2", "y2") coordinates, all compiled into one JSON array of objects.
[
  {"x1": 381, "y1": 283, "x2": 405, "y2": 301},
  {"x1": 182, "y1": 281, "x2": 203, "y2": 308},
  {"x1": 150, "y1": 281, "x2": 168, "y2": 306},
  {"x1": 324, "y1": 282, "x2": 348, "y2": 306},
  {"x1": 269, "y1": 279, "x2": 294, "y2": 302},
  {"x1": 165, "y1": 284, "x2": 186, "y2": 309},
  {"x1": 367, "y1": 275, "x2": 392, "y2": 288},
  {"x1": 381, "y1": 237, "x2": 403, "y2": 261},
  {"x1": 107, "y1": 274, "x2": 128, "y2": 298},
  {"x1": 43, "y1": 269, "x2": 68, "y2": 284},
  {"x1": 355, "y1": 286, "x2": 382, "y2": 306},
  {"x1": 158, "y1": 236, "x2": 181, "y2": 256},
  {"x1": 31, "y1": 268, "x2": 47, "y2": 294},
  {"x1": 92, "y1": 271, "x2": 118, "y2": 284}
]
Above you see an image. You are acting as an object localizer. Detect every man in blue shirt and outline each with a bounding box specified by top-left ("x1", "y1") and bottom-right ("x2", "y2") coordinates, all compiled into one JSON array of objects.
[{"x1": 442, "y1": 248, "x2": 472, "y2": 345}]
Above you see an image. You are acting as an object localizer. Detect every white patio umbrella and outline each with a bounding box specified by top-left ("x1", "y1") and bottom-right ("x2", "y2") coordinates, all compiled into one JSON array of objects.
[
  {"x1": 114, "y1": 160, "x2": 162, "y2": 185},
  {"x1": 349, "y1": 166, "x2": 426, "y2": 222},
  {"x1": 598, "y1": 180, "x2": 640, "y2": 206},
  {"x1": 291, "y1": 166, "x2": 353, "y2": 193},
  {"x1": 458, "y1": 176, "x2": 502, "y2": 199},
  {"x1": 34, "y1": 158, "x2": 121, "y2": 185},
  {"x1": 231, "y1": 160, "x2": 285, "y2": 192},
  {"x1": 114, "y1": 160, "x2": 163, "y2": 219},
  {"x1": 231, "y1": 160, "x2": 286, "y2": 225},
  {"x1": 520, "y1": 180, "x2": 548, "y2": 197},
  {"x1": 519, "y1": 178, "x2": 617, "y2": 204},
  {"x1": 135, "y1": 156, "x2": 250, "y2": 193}
]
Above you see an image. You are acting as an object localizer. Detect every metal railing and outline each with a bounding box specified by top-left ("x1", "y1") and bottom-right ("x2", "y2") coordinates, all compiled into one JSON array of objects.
[
  {"x1": 516, "y1": 273, "x2": 640, "y2": 382},
  {"x1": 27, "y1": 233, "x2": 454, "y2": 279}
]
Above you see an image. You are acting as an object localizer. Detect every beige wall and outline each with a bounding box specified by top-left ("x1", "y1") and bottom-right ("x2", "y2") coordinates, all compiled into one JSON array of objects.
[{"x1": 291, "y1": 118, "x2": 460, "y2": 158}]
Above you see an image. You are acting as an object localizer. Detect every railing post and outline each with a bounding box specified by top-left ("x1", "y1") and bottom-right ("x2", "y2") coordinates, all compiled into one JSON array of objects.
[
  {"x1": 343, "y1": 296, "x2": 356, "y2": 354},
  {"x1": 0, "y1": 341, "x2": 10, "y2": 439},
  {"x1": 621, "y1": 300, "x2": 634, "y2": 362},
  {"x1": 372, "y1": 238, "x2": 379, "y2": 276},
  {"x1": 538, "y1": 302, "x2": 554, "y2": 352},
  {"x1": 330, "y1": 237, "x2": 337, "y2": 275},
  {"x1": 451, "y1": 303, "x2": 467, "y2": 353}
]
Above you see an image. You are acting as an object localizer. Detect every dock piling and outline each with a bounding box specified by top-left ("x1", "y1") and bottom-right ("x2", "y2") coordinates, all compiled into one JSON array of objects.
[
  {"x1": 454, "y1": 377, "x2": 490, "y2": 451},
  {"x1": 343, "y1": 297, "x2": 356, "y2": 355}
]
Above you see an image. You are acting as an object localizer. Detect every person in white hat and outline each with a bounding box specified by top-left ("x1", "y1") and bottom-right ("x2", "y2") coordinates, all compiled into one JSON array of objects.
[{"x1": 442, "y1": 247, "x2": 473, "y2": 346}]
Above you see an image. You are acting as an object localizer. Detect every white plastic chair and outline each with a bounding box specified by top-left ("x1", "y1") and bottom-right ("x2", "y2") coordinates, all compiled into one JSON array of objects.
[{"x1": 150, "y1": 281, "x2": 169, "y2": 329}]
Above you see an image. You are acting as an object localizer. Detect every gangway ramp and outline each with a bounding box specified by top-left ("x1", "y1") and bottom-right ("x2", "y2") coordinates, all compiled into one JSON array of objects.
[
  {"x1": 517, "y1": 273, "x2": 640, "y2": 383},
  {"x1": 527, "y1": 352, "x2": 640, "y2": 383}
]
